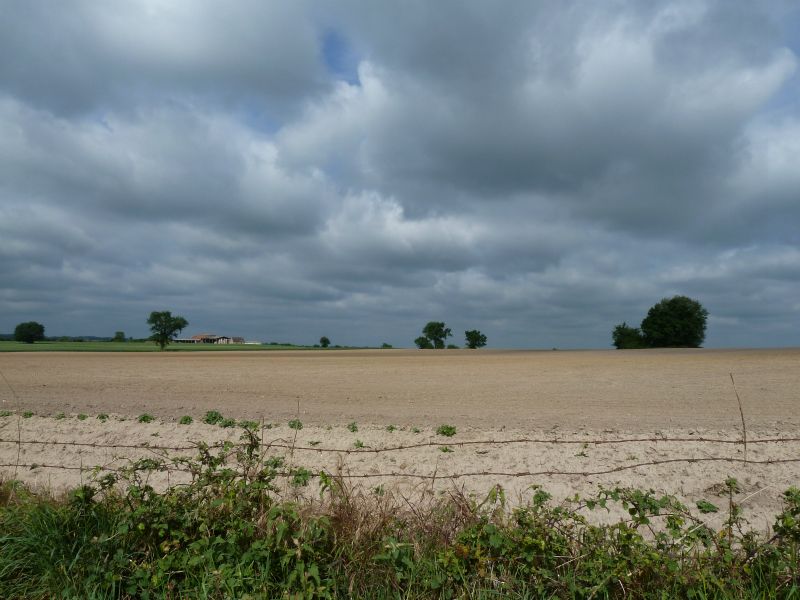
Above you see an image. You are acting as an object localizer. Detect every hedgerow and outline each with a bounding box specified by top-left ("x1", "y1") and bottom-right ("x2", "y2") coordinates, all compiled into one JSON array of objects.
[{"x1": 1, "y1": 426, "x2": 798, "y2": 598}]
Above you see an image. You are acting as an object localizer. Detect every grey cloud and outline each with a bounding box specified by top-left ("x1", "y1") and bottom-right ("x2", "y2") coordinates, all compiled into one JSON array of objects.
[
  {"x1": 0, "y1": 1, "x2": 798, "y2": 348},
  {"x1": 0, "y1": 1, "x2": 327, "y2": 117}
]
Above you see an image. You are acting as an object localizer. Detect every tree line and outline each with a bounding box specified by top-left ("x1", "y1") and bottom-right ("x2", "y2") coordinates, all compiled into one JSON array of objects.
[
  {"x1": 413, "y1": 322, "x2": 487, "y2": 349},
  {"x1": 9, "y1": 296, "x2": 708, "y2": 350}
]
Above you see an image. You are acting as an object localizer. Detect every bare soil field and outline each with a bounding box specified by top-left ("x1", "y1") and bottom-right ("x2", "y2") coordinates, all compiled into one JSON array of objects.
[
  {"x1": 1, "y1": 348, "x2": 798, "y2": 428},
  {"x1": 1, "y1": 348, "x2": 799, "y2": 522}
]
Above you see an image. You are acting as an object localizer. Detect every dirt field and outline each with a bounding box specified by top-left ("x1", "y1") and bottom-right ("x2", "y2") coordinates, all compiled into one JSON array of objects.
[
  {"x1": 1, "y1": 348, "x2": 798, "y2": 428},
  {"x1": 1, "y1": 348, "x2": 799, "y2": 523}
]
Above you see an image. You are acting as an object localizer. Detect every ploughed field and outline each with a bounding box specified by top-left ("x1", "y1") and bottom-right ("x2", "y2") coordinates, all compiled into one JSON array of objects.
[
  {"x1": 1, "y1": 348, "x2": 798, "y2": 428},
  {"x1": 1, "y1": 348, "x2": 799, "y2": 522}
]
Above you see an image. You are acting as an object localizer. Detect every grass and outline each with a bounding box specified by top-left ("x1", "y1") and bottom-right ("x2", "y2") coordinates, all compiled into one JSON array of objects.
[
  {"x1": 179, "y1": 415, "x2": 193, "y2": 425},
  {"x1": 0, "y1": 437, "x2": 798, "y2": 599}
]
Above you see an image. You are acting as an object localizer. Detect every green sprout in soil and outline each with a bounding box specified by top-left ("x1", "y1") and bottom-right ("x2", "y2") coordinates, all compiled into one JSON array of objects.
[
  {"x1": 347, "y1": 421, "x2": 358, "y2": 432},
  {"x1": 137, "y1": 414, "x2": 154, "y2": 423},
  {"x1": 179, "y1": 415, "x2": 193, "y2": 425},
  {"x1": 97, "y1": 413, "x2": 109, "y2": 422},
  {"x1": 22, "y1": 411, "x2": 33, "y2": 419},
  {"x1": 203, "y1": 410, "x2": 224, "y2": 425},
  {"x1": 288, "y1": 419, "x2": 303, "y2": 430},
  {"x1": 436, "y1": 424, "x2": 457, "y2": 437}
]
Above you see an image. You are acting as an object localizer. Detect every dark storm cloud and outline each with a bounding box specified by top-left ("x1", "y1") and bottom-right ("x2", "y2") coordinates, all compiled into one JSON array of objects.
[{"x1": 0, "y1": 1, "x2": 798, "y2": 347}]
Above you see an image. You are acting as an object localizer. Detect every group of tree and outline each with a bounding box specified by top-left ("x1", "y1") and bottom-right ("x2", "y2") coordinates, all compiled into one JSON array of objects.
[
  {"x1": 612, "y1": 296, "x2": 708, "y2": 349},
  {"x1": 414, "y1": 321, "x2": 487, "y2": 349}
]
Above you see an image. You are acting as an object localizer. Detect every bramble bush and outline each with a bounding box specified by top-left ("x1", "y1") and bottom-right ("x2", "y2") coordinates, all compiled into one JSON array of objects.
[{"x1": 1, "y1": 426, "x2": 799, "y2": 598}]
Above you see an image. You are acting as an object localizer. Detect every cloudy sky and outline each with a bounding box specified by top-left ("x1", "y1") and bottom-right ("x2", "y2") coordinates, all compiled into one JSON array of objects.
[{"x1": 1, "y1": 1, "x2": 799, "y2": 348}]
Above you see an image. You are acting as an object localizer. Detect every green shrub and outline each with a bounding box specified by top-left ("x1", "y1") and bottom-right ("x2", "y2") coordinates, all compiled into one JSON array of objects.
[
  {"x1": 347, "y1": 421, "x2": 358, "y2": 432},
  {"x1": 288, "y1": 419, "x2": 303, "y2": 430},
  {"x1": 22, "y1": 411, "x2": 33, "y2": 419},
  {"x1": 219, "y1": 418, "x2": 237, "y2": 428},
  {"x1": 137, "y1": 413, "x2": 154, "y2": 423},
  {"x1": 76, "y1": 414, "x2": 88, "y2": 421},
  {"x1": 179, "y1": 415, "x2": 193, "y2": 425},
  {"x1": 96, "y1": 413, "x2": 109, "y2": 422},
  {"x1": 203, "y1": 410, "x2": 224, "y2": 425},
  {"x1": 436, "y1": 424, "x2": 457, "y2": 437}
]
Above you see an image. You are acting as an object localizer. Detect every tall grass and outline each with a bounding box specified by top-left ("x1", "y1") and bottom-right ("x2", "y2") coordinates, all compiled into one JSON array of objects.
[{"x1": 1, "y1": 427, "x2": 798, "y2": 598}]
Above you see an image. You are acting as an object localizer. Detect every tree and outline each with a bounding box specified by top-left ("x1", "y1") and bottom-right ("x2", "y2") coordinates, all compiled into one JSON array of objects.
[
  {"x1": 14, "y1": 321, "x2": 45, "y2": 344},
  {"x1": 421, "y1": 321, "x2": 452, "y2": 349},
  {"x1": 640, "y1": 296, "x2": 708, "y2": 348},
  {"x1": 319, "y1": 336, "x2": 331, "y2": 348},
  {"x1": 464, "y1": 330, "x2": 487, "y2": 349},
  {"x1": 112, "y1": 331, "x2": 126, "y2": 342},
  {"x1": 611, "y1": 322, "x2": 645, "y2": 349},
  {"x1": 414, "y1": 336, "x2": 433, "y2": 349},
  {"x1": 147, "y1": 311, "x2": 188, "y2": 350}
]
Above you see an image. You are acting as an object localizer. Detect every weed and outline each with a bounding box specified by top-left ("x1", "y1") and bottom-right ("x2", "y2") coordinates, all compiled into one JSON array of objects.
[
  {"x1": 347, "y1": 421, "x2": 358, "y2": 432},
  {"x1": 137, "y1": 413, "x2": 154, "y2": 423},
  {"x1": 239, "y1": 420, "x2": 259, "y2": 430},
  {"x1": 440, "y1": 446, "x2": 454, "y2": 453},
  {"x1": 436, "y1": 424, "x2": 457, "y2": 437},
  {"x1": 97, "y1": 413, "x2": 109, "y2": 422},
  {"x1": 288, "y1": 418, "x2": 303, "y2": 430},
  {"x1": 179, "y1": 415, "x2": 193, "y2": 425},
  {"x1": 22, "y1": 411, "x2": 33, "y2": 419},
  {"x1": 290, "y1": 467, "x2": 312, "y2": 487},
  {"x1": 76, "y1": 414, "x2": 87, "y2": 421},
  {"x1": 411, "y1": 427, "x2": 421, "y2": 434},
  {"x1": 0, "y1": 448, "x2": 799, "y2": 600},
  {"x1": 0, "y1": 411, "x2": 12, "y2": 418},
  {"x1": 203, "y1": 410, "x2": 224, "y2": 425},
  {"x1": 219, "y1": 418, "x2": 237, "y2": 428},
  {"x1": 386, "y1": 424, "x2": 397, "y2": 432},
  {"x1": 354, "y1": 439, "x2": 365, "y2": 449}
]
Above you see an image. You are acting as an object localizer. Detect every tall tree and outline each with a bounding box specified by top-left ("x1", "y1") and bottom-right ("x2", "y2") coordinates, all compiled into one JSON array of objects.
[
  {"x1": 147, "y1": 311, "x2": 188, "y2": 350},
  {"x1": 640, "y1": 296, "x2": 708, "y2": 348},
  {"x1": 14, "y1": 321, "x2": 45, "y2": 344},
  {"x1": 421, "y1": 321, "x2": 452, "y2": 349},
  {"x1": 464, "y1": 330, "x2": 487, "y2": 349},
  {"x1": 319, "y1": 336, "x2": 331, "y2": 348}
]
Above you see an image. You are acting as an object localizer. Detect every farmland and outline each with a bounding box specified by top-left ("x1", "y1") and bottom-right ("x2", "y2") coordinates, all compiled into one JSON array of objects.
[{"x1": 2, "y1": 347, "x2": 799, "y2": 597}]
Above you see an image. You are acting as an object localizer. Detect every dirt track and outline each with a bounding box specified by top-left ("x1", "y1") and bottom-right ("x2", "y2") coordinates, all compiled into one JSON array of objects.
[{"x1": 0, "y1": 348, "x2": 798, "y2": 429}]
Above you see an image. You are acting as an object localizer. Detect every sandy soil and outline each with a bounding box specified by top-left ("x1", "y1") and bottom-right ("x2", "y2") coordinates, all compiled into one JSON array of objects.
[
  {"x1": 1, "y1": 348, "x2": 798, "y2": 523},
  {"x1": 1, "y1": 348, "x2": 798, "y2": 429}
]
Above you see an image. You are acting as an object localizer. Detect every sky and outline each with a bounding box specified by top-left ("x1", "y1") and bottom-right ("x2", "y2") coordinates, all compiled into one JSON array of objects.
[{"x1": 1, "y1": 1, "x2": 799, "y2": 349}]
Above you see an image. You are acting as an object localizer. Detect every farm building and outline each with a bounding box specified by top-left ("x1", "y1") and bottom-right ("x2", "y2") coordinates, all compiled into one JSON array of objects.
[{"x1": 173, "y1": 333, "x2": 239, "y2": 344}]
